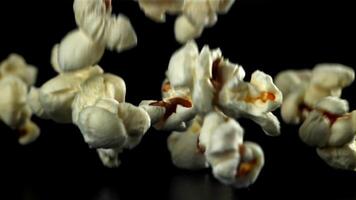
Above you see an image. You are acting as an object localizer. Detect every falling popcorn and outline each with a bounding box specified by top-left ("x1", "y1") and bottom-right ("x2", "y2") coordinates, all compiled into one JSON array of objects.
[
  {"x1": 135, "y1": 0, "x2": 235, "y2": 43},
  {"x1": 28, "y1": 0, "x2": 148, "y2": 167},
  {"x1": 140, "y1": 41, "x2": 282, "y2": 188},
  {"x1": 0, "y1": 54, "x2": 40, "y2": 145},
  {"x1": 275, "y1": 64, "x2": 356, "y2": 171}
]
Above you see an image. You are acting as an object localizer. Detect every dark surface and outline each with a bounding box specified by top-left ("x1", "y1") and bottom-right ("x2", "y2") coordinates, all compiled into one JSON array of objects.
[{"x1": 1, "y1": 1, "x2": 356, "y2": 200}]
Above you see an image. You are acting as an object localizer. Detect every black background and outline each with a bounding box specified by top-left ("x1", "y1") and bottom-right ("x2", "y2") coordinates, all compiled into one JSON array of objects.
[{"x1": 1, "y1": 0, "x2": 356, "y2": 199}]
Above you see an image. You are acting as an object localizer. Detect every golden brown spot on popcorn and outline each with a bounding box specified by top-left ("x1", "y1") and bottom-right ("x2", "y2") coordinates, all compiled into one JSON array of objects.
[
  {"x1": 244, "y1": 92, "x2": 276, "y2": 103},
  {"x1": 162, "y1": 81, "x2": 172, "y2": 93},
  {"x1": 236, "y1": 159, "x2": 257, "y2": 177},
  {"x1": 18, "y1": 127, "x2": 28, "y2": 138},
  {"x1": 300, "y1": 103, "x2": 343, "y2": 125},
  {"x1": 236, "y1": 144, "x2": 257, "y2": 177},
  {"x1": 211, "y1": 58, "x2": 223, "y2": 91},
  {"x1": 104, "y1": 0, "x2": 111, "y2": 10},
  {"x1": 196, "y1": 137, "x2": 206, "y2": 154},
  {"x1": 149, "y1": 97, "x2": 192, "y2": 120}
]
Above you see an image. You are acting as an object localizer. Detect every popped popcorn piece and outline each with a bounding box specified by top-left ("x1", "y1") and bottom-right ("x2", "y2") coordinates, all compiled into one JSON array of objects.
[
  {"x1": 0, "y1": 54, "x2": 38, "y2": 86},
  {"x1": 167, "y1": 116, "x2": 209, "y2": 169},
  {"x1": 74, "y1": 0, "x2": 137, "y2": 52},
  {"x1": 137, "y1": 0, "x2": 183, "y2": 22},
  {"x1": 317, "y1": 139, "x2": 356, "y2": 171},
  {"x1": 30, "y1": 66, "x2": 104, "y2": 123},
  {"x1": 304, "y1": 64, "x2": 354, "y2": 107},
  {"x1": 136, "y1": 0, "x2": 235, "y2": 43},
  {"x1": 199, "y1": 111, "x2": 264, "y2": 188},
  {"x1": 0, "y1": 54, "x2": 40, "y2": 145},
  {"x1": 72, "y1": 74, "x2": 150, "y2": 150},
  {"x1": 299, "y1": 97, "x2": 355, "y2": 148},
  {"x1": 55, "y1": 29, "x2": 106, "y2": 72},
  {"x1": 97, "y1": 148, "x2": 123, "y2": 168},
  {"x1": 276, "y1": 64, "x2": 356, "y2": 171}
]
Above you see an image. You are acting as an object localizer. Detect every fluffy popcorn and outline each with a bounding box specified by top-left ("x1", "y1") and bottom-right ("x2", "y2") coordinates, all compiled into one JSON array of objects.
[
  {"x1": 30, "y1": 66, "x2": 104, "y2": 123},
  {"x1": 277, "y1": 64, "x2": 355, "y2": 123},
  {"x1": 167, "y1": 116, "x2": 209, "y2": 170},
  {"x1": 317, "y1": 138, "x2": 356, "y2": 171},
  {"x1": 136, "y1": 0, "x2": 235, "y2": 43},
  {"x1": 74, "y1": 0, "x2": 137, "y2": 52},
  {"x1": 199, "y1": 111, "x2": 264, "y2": 188},
  {"x1": 72, "y1": 74, "x2": 150, "y2": 150},
  {"x1": 0, "y1": 54, "x2": 38, "y2": 86},
  {"x1": 55, "y1": 30, "x2": 106, "y2": 72},
  {"x1": 0, "y1": 55, "x2": 40, "y2": 145},
  {"x1": 276, "y1": 64, "x2": 356, "y2": 171},
  {"x1": 97, "y1": 148, "x2": 123, "y2": 168},
  {"x1": 299, "y1": 97, "x2": 355, "y2": 148},
  {"x1": 136, "y1": 0, "x2": 183, "y2": 22},
  {"x1": 142, "y1": 41, "x2": 281, "y2": 188}
]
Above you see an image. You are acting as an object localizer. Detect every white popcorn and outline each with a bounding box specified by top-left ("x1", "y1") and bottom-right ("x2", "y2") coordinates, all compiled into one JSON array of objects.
[
  {"x1": 203, "y1": 116, "x2": 244, "y2": 166},
  {"x1": 274, "y1": 69, "x2": 311, "y2": 97},
  {"x1": 74, "y1": 0, "x2": 137, "y2": 52},
  {"x1": 0, "y1": 54, "x2": 38, "y2": 87},
  {"x1": 0, "y1": 76, "x2": 40, "y2": 145},
  {"x1": 141, "y1": 42, "x2": 280, "y2": 187},
  {"x1": 137, "y1": 0, "x2": 183, "y2": 22},
  {"x1": 277, "y1": 64, "x2": 356, "y2": 171},
  {"x1": 304, "y1": 64, "x2": 355, "y2": 107},
  {"x1": 199, "y1": 112, "x2": 264, "y2": 188},
  {"x1": 280, "y1": 88, "x2": 307, "y2": 124},
  {"x1": 174, "y1": 0, "x2": 235, "y2": 43},
  {"x1": 136, "y1": 0, "x2": 235, "y2": 43},
  {"x1": 212, "y1": 142, "x2": 264, "y2": 188},
  {"x1": 219, "y1": 70, "x2": 282, "y2": 117},
  {"x1": 0, "y1": 54, "x2": 40, "y2": 145},
  {"x1": 174, "y1": 15, "x2": 203, "y2": 44},
  {"x1": 231, "y1": 142, "x2": 264, "y2": 188},
  {"x1": 167, "y1": 117, "x2": 209, "y2": 170},
  {"x1": 299, "y1": 97, "x2": 355, "y2": 148},
  {"x1": 278, "y1": 64, "x2": 355, "y2": 125},
  {"x1": 97, "y1": 148, "x2": 123, "y2": 168},
  {"x1": 72, "y1": 74, "x2": 150, "y2": 150},
  {"x1": 117, "y1": 102, "x2": 151, "y2": 149},
  {"x1": 31, "y1": 66, "x2": 104, "y2": 123},
  {"x1": 317, "y1": 139, "x2": 356, "y2": 171},
  {"x1": 55, "y1": 30, "x2": 106, "y2": 72}
]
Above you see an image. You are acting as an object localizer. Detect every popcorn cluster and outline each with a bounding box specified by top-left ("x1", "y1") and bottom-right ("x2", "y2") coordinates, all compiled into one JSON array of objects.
[
  {"x1": 27, "y1": 0, "x2": 149, "y2": 168},
  {"x1": 275, "y1": 64, "x2": 356, "y2": 171},
  {"x1": 136, "y1": 0, "x2": 235, "y2": 43},
  {"x1": 2, "y1": 0, "x2": 355, "y2": 190},
  {"x1": 0, "y1": 54, "x2": 40, "y2": 145},
  {"x1": 140, "y1": 41, "x2": 282, "y2": 187}
]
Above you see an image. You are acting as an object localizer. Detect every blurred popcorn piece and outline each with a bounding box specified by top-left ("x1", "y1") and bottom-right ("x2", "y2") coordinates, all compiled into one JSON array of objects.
[
  {"x1": 0, "y1": 55, "x2": 40, "y2": 145},
  {"x1": 0, "y1": 54, "x2": 38, "y2": 87},
  {"x1": 136, "y1": 0, "x2": 235, "y2": 43},
  {"x1": 299, "y1": 97, "x2": 355, "y2": 148},
  {"x1": 317, "y1": 139, "x2": 356, "y2": 171},
  {"x1": 137, "y1": 0, "x2": 183, "y2": 22},
  {"x1": 97, "y1": 148, "x2": 122, "y2": 168},
  {"x1": 304, "y1": 64, "x2": 355, "y2": 107},
  {"x1": 167, "y1": 116, "x2": 209, "y2": 169},
  {"x1": 74, "y1": 0, "x2": 137, "y2": 52},
  {"x1": 56, "y1": 29, "x2": 106, "y2": 72},
  {"x1": 30, "y1": 66, "x2": 104, "y2": 123}
]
